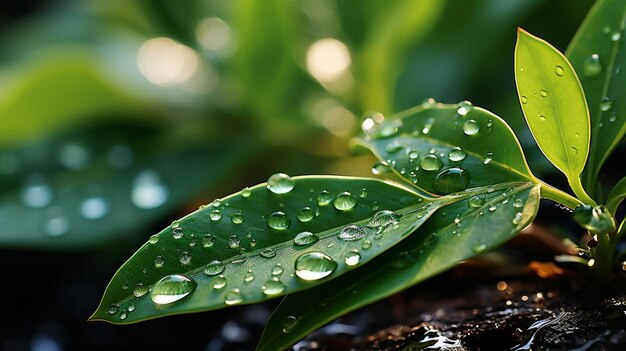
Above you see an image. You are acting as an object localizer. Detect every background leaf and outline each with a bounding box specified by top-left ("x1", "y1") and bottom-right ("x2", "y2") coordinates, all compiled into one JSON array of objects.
[
  {"x1": 359, "y1": 103, "x2": 536, "y2": 195},
  {"x1": 606, "y1": 176, "x2": 626, "y2": 215},
  {"x1": 91, "y1": 176, "x2": 458, "y2": 324},
  {"x1": 515, "y1": 29, "x2": 590, "y2": 191},
  {"x1": 0, "y1": 122, "x2": 249, "y2": 249},
  {"x1": 257, "y1": 182, "x2": 541, "y2": 350},
  {"x1": 565, "y1": 0, "x2": 626, "y2": 195}
]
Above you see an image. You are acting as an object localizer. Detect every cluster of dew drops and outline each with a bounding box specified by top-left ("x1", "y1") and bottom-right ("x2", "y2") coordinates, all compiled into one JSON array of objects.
[
  {"x1": 107, "y1": 173, "x2": 404, "y2": 327},
  {"x1": 366, "y1": 100, "x2": 495, "y2": 195}
]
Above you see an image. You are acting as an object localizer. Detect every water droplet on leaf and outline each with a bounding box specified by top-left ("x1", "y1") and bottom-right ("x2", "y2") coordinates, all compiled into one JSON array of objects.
[
  {"x1": 583, "y1": 54, "x2": 602, "y2": 77},
  {"x1": 371, "y1": 162, "x2": 391, "y2": 175},
  {"x1": 150, "y1": 275, "x2": 197, "y2": 304},
  {"x1": 448, "y1": 148, "x2": 467, "y2": 162},
  {"x1": 463, "y1": 119, "x2": 480, "y2": 135},
  {"x1": 134, "y1": 283, "x2": 148, "y2": 298},
  {"x1": 297, "y1": 207, "x2": 315, "y2": 222},
  {"x1": 433, "y1": 168, "x2": 470, "y2": 194},
  {"x1": 339, "y1": 225, "x2": 367, "y2": 241},
  {"x1": 344, "y1": 251, "x2": 361, "y2": 266},
  {"x1": 204, "y1": 260, "x2": 225, "y2": 276},
  {"x1": 295, "y1": 252, "x2": 337, "y2": 280},
  {"x1": 267, "y1": 173, "x2": 295, "y2": 194},
  {"x1": 267, "y1": 211, "x2": 290, "y2": 230},
  {"x1": 317, "y1": 191, "x2": 332, "y2": 206},
  {"x1": 224, "y1": 289, "x2": 243, "y2": 305},
  {"x1": 334, "y1": 192, "x2": 356, "y2": 211},
  {"x1": 262, "y1": 279, "x2": 286, "y2": 296},
  {"x1": 420, "y1": 155, "x2": 443, "y2": 171},
  {"x1": 294, "y1": 231, "x2": 319, "y2": 246},
  {"x1": 555, "y1": 66, "x2": 564, "y2": 76}
]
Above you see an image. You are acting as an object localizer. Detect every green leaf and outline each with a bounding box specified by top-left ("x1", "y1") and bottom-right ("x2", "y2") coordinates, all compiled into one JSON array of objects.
[
  {"x1": 566, "y1": 0, "x2": 626, "y2": 194},
  {"x1": 0, "y1": 123, "x2": 247, "y2": 249},
  {"x1": 91, "y1": 176, "x2": 461, "y2": 324},
  {"x1": 0, "y1": 52, "x2": 149, "y2": 148},
  {"x1": 606, "y1": 177, "x2": 626, "y2": 215},
  {"x1": 515, "y1": 29, "x2": 593, "y2": 204},
  {"x1": 257, "y1": 182, "x2": 540, "y2": 351},
  {"x1": 356, "y1": 0, "x2": 445, "y2": 114},
  {"x1": 359, "y1": 103, "x2": 535, "y2": 193}
]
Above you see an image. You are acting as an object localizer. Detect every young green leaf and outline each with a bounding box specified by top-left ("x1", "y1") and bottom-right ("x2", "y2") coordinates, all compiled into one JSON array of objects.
[
  {"x1": 566, "y1": 0, "x2": 626, "y2": 194},
  {"x1": 359, "y1": 103, "x2": 536, "y2": 195},
  {"x1": 606, "y1": 177, "x2": 626, "y2": 215},
  {"x1": 515, "y1": 29, "x2": 594, "y2": 205},
  {"x1": 91, "y1": 176, "x2": 462, "y2": 324},
  {"x1": 0, "y1": 123, "x2": 247, "y2": 249},
  {"x1": 257, "y1": 182, "x2": 540, "y2": 351}
]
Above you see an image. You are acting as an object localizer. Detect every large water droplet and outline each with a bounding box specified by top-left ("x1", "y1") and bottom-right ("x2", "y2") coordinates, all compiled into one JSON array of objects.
[
  {"x1": 210, "y1": 210, "x2": 222, "y2": 221},
  {"x1": 457, "y1": 100, "x2": 473, "y2": 116},
  {"x1": 512, "y1": 212, "x2": 523, "y2": 225},
  {"x1": 172, "y1": 227, "x2": 184, "y2": 240},
  {"x1": 611, "y1": 30, "x2": 622, "y2": 41},
  {"x1": 134, "y1": 283, "x2": 149, "y2": 298},
  {"x1": 261, "y1": 248, "x2": 277, "y2": 258},
  {"x1": 150, "y1": 274, "x2": 197, "y2": 304},
  {"x1": 433, "y1": 168, "x2": 471, "y2": 195},
  {"x1": 513, "y1": 199, "x2": 524, "y2": 208},
  {"x1": 420, "y1": 155, "x2": 443, "y2": 171},
  {"x1": 295, "y1": 252, "x2": 337, "y2": 280},
  {"x1": 267, "y1": 173, "x2": 295, "y2": 194},
  {"x1": 344, "y1": 250, "x2": 361, "y2": 266},
  {"x1": 282, "y1": 316, "x2": 298, "y2": 333},
  {"x1": 267, "y1": 211, "x2": 290, "y2": 230},
  {"x1": 154, "y1": 256, "x2": 164, "y2": 268},
  {"x1": 228, "y1": 235, "x2": 241, "y2": 249},
  {"x1": 241, "y1": 187, "x2": 252, "y2": 198},
  {"x1": 317, "y1": 190, "x2": 332, "y2": 206},
  {"x1": 469, "y1": 196, "x2": 485, "y2": 208},
  {"x1": 21, "y1": 175, "x2": 53, "y2": 208},
  {"x1": 540, "y1": 90, "x2": 548, "y2": 97},
  {"x1": 297, "y1": 207, "x2": 315, "y2": 222},
  {"x1": 600, "y1": 97, "x2": 613, "y2": 111},
  {"x1": 224, "y1": 289, "x2": 243, "y2": 305},
  {"x1": 448, "y1": 148, "x2": 467, "y2": 162},
  {"x1": 272, "y1": 264, "x2": 284, "y2": 276},
  {"x1": 179, "y1": 251, "x2": 191, "y2": 265},
  {"x1": 371, "y1": 162, "x2": 391, "y2": 175},
  {"x1": 204, "y1": 260, "x2": 225, "y2": 276},
  {"x1": 339, "y1": 225, "x2": 367, "y2": 241},
  {"x1": 230, "y1": 211, "x2": 244, "y2": 224},
  {"x1": 212, "y1": 275, "x2": 227, "y2": 289},
  {"x1": 80, "y1": 197, "x2": 109, "y2": 219},
  {"x1": 463, "y1": 119, "x2": 480, "y2": 135},
  {"x1": 555, "y1": 65, "x2": 564, "y2": 76},
  {"x1": 202, "y1": 234, "x2": 215, "y2": 248},
  {"x1": 294, "y1": 231, "x2": 319, "y2": 246},
  {"x1": 262, "y1": 279, "x2": 286, "y2": 296},
  {"x1": 367, "y1": 210, "x2": 400, "y2": 229},
  {"x1": 521, "y1": 96, "x2": 528, "y2": 104},
  {"x1": 334, "y1": 192, "x2": 356, "y2": 211},
  {"x1": 131, "y1": 170, "x2": 169, "y2": 209},
  {"x1": 583, "y1": 54, "x2": 602, "y2": 77}
]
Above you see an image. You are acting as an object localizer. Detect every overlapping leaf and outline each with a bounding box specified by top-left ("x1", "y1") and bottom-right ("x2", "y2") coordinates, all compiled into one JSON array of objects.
[
  {"x1": 566, "y1": 0, "x2": 626, "y2": 193},
  {"x1": 91, "y1": 176, "x2": 463, "y2": 324},
  {"x1": 258, "y1": 182, "x2": 540, "y2": 350},
  {"x1": 515, "y1": 29, "x2": 592, "y2": 203},
  {"x1": 359, "y1": 103, "x2": 536, "y2": 194}
]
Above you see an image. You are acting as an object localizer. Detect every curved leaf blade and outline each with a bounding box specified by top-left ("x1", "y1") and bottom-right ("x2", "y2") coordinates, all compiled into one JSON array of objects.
[
  {"x1": 360, "y1": 103, "x2": 535, "y2": 195},
  {"x1": 606, "y1": 177, "x2": 626, "y2": 215},
  {"x1": 257, "y1": 183, "x2": 541, "y2": 350},
  {"x1": 566, "y1": 0, "x2": 626, "y2": 193},
  {"x1": 91, "y1": 176, "x2": 459, "y2": 324},
  {"x1": 515, "y1": 29, "x2": 590, "y2": 182}
]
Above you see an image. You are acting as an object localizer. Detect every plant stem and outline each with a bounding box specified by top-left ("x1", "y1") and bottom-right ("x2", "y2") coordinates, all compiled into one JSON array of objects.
[
  {"x1": 568, "y1": 177, "x2": 598, "y2": 207},
  {"x1": 537, "y1": 180, "x2": 583, "y2": 209},
  {"x1": 592, "y1": 232, "x2": 614, "y2": 285}
]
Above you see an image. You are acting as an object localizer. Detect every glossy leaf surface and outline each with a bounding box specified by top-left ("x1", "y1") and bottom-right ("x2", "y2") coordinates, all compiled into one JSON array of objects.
[
  {"x1": 515, "y1": 29, "x2": 590, "y2": 183},
  {"x1": 0, "y1": 123, "x2": 246, "y2": 249},
  {"x1": 258, "y1": 182, "x2": 540, "y2": 350},
  {"x1": 566, "y1": 0, "x2": 626, "y2": 193},
  {"x1": 359, "y1": 103, "x2": 535, "y2": 195},
  {"x1": 91, "y1": 176, "x2": 460, "y2": 324}
]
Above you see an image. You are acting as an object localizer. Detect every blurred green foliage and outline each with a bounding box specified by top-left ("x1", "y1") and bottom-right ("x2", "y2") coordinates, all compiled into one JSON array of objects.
[{"x1": 0, "y1": 0, "x2": 596, "y2": 249}]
